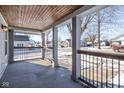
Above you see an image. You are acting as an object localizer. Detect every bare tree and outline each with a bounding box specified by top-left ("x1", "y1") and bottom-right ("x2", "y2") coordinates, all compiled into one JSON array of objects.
[
  {"x1": 80, "y1": 15, "x2": 96, "y2": 36},
  {"x1": 84, "y1": 24, "x2": 97, "y2": 48},
  {"x1": 87, "y1": 31, "x2": 97, "y2": 48},
  {"x1": 66, "y1": 15, "x2": 95, "y2": 47},
  {"x1": 66, "y1": 23, "x2": 72, "y2": 37},
  {"x1": 66, "y1": 6, "x2": 120, "y2": 49},
  {"x1": 66, "y1": 14, "x2": 95, "y2": 38},
  {"x1": 96, "y1": 6, "x2": 117, "y2": 49}
]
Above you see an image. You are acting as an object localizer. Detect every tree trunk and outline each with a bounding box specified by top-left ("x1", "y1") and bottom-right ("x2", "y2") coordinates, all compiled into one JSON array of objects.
[
  {"x1": 93, "y1": 42, "x2": 95, "y2": 48},
  {"x1": 66, "y1": 24, "x2": 72, "y2": 47}
]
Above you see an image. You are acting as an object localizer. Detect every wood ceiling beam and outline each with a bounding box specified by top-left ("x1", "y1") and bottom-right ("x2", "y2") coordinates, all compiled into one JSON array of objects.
[{"x1": 9, "y1": 25, "x2": 42, "y2": 32}]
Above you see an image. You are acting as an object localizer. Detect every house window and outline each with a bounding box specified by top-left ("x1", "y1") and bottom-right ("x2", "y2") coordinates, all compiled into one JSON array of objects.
[{"x1": 5, "y1": 31, "x2": 8, "y2": 55}]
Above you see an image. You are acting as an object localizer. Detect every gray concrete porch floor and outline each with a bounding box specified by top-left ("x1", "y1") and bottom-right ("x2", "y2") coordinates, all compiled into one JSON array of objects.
[{"x1": 0, "y1": 59, "x2": 83, "y2": 88}]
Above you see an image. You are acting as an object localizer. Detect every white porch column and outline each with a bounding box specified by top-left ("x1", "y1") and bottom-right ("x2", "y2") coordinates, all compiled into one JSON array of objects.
[
  {"x1": 42, "y1": 32, "x2": 45, "y2": 60},
  {"x1": 8, "y1": 29, "x2": 14, "y2": 63},
  {"x1": 71, "y1": 16, "x2": 81, "y2": 81},
  {"x1": 52, "y1": 26, "x2": 58, "y2": 67}
]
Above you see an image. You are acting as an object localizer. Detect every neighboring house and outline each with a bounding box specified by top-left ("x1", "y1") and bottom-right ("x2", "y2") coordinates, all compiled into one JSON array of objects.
[
  {"x1": 100, "y1": 42, "x2": 106, "y2": 46},
  {"x1": 86, "y1": 41, "x2": 93, "y2": 46},
  {"x1": 35, "y1": 41, "x2": 42, "y2": 47},
  {"x1": 110, "y1": 34, "x2": 124, "y2": 46},
  {"x1": 100, "y1": 40, "x2": 110, "y2": 46},
  {"x1": 14, "y1": 35, "x2": 35, "y2": 47},
  {"x1": 66, "y1": 39, "x2": 72, "y2": 47},
  {"x1": 61, "y1": 39, "x2": 70, "y2": 48},
  {"x1": 80, "y1": 40, "x2": 87, "y2": 47}
]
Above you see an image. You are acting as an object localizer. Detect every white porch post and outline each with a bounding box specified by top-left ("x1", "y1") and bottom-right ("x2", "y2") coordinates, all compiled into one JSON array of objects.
[
  {"x1": 52, "y1": 26, "x2": 59, "y2": 67},
  {"x1": 42, "y1": 32, "x2": 45, "y2": 60},
  {"x1": 71, "y1": 16, "x2": 81, "y2": 81},
  {"x1": 8, "y1": 29, "x2": 14, "y2": 63}
]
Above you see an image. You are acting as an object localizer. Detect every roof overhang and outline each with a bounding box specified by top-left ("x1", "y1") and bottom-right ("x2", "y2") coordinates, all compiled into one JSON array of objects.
[{"x1": 0, "y1": 5, "x2": 108, "y2": 32}]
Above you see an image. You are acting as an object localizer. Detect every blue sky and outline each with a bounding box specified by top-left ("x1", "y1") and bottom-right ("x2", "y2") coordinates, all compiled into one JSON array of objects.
[
  {"x1": 30, "y1": 25, "x2": 71, "y2": 42},
  {"x1": 58, "y1": 25, "x2": 71, "y2": 41}
]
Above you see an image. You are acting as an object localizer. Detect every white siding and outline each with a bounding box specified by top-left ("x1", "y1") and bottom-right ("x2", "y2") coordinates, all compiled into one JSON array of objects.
[
  {"x1": 14, "y1": 41, "x2": 31, "y2": 47},
  {"x1": 121, "y1": 41, "x2": 124, "y2": 45},
  {"x1": 0, "y1": 13, "x2": 8, "y2": 79}
]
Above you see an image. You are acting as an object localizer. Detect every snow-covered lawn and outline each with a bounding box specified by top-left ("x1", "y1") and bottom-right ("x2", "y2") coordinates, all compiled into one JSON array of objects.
[{"x1": 112, "y1": 72, "x2": 124, "y2": 88}]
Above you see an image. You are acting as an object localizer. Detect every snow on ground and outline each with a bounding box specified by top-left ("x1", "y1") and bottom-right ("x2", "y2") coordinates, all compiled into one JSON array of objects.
[
  {"x1": 58, "y1": 52, "x2": 72, "y2": 57},
  {"x1": 110, "y1": 72, "x2": 124, "y2": 88}
]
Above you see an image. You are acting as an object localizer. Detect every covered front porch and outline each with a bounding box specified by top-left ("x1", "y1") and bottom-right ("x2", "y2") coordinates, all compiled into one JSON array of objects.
[{"x1": 0, "y1": 5, "x2": 124, "y2": 88}]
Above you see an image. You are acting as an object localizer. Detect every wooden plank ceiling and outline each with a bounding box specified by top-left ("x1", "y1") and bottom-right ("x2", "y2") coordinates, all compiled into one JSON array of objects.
[{"x1": 0, "y1": 5, "x2": 82, "y2": 31}]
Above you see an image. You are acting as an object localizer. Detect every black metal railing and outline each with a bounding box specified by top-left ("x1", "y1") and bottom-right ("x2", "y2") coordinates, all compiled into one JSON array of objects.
[
  {"x1": 14, "y1": 46, "x2": 43, "y2": 61},
  {"x1": 78, "y1": 50, "x2": 124, "y2": 88}
]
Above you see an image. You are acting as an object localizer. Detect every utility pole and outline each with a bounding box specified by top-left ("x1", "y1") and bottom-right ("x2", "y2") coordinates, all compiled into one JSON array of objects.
[{"x1": 97, "y1": 11, "x2": 101, "y2": 49}]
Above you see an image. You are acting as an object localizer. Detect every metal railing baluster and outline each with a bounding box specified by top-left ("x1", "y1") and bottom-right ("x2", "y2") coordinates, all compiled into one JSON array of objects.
[
  {"x1": 93, "y1": 56, "x2": 94, "y2": 85},
  {"x1": 83, "y1": 54, "x2": 84, "y2": 79},
  {"x1": 101, "y1": 57, "x2": 103, "y2": 88},
  {"x1": 89, "y1": 55, "x2": 91, "y2": 82},
  {"x1": 97, "y1": 56, "x2": 99, "y2": 87},
  {"x1": 118, "y1": 60, "x2": 120, "y2": 88},
  {"x1": 112, "y1": 59, "x2": 114, "y2": 88},
  {"x1": 106, "y1": 58, "x2": 108, "y2": 88},
  {"x1": 86, "y1": 54, "x2": 87, "y2": 81}
]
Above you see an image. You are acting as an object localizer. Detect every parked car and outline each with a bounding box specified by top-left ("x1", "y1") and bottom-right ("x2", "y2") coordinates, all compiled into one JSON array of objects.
[{"x1": 111, "y1": 44, "x2": 124, "y2": 52}]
